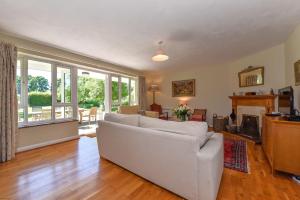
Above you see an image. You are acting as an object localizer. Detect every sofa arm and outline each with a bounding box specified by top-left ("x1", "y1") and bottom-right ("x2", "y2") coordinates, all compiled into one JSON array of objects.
[{"x1": 196, "y1": 133, "x2": 224, "y2": 200}]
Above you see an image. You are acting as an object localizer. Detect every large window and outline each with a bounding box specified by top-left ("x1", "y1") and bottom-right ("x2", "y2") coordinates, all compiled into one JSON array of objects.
[
  {"x1": 111, "y1": 75, "x2": 137, "y2": 112},
  {"x1": 16, "y1": 54, "x2": 138, "y2": 125},
  {"x1": 17, "y1": 56, "x2": 76, "y2": 126}
]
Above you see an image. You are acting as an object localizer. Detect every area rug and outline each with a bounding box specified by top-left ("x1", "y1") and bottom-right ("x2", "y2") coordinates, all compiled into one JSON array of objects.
[{"x1": 224, "y1": 138, "x2": 249, "y2": 173}]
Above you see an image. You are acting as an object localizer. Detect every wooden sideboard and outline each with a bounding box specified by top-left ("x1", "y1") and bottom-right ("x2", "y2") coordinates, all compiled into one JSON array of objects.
[{"x1": 262, "y1": 116, "x2": 300, "y2": 175}]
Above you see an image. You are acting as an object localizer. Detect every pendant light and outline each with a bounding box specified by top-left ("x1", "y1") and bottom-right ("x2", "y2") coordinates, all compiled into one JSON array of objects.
[{"x1": 152, "y1": 41, "x2": 169, "y2": 62}]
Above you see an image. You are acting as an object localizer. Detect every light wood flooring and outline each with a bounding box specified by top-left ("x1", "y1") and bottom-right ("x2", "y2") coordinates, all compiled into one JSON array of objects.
[{"x1": 0, "y1": 133, "x2": 300, "y2": 200}]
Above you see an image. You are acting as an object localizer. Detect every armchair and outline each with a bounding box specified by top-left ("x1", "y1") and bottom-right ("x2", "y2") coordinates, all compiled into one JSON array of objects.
[
  {"x1": 190, "y1": 109, "x2": 207, "y2": 122},
  {"x1": 150, "y1": 103, "x2": 168, "y2": 120}
]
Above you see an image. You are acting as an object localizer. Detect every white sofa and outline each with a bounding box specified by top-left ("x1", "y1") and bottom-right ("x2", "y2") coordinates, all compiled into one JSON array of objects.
[{"x1": 96, "y1": 113, "x2": 224, "y2": 200}]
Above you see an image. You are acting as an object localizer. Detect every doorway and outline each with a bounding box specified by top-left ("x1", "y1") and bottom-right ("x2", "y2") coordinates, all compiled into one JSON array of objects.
[{"x1": 77, "y1": 69, "x2": 106, "y2": 135}]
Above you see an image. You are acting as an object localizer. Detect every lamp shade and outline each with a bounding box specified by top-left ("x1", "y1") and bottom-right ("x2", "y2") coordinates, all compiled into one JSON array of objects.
[
  {"x1": 152, "y1": 41, "x2": 169, "y2": 62},
  {"x1": 149, "y1": 84, "x2": 159, "y2": 92},
  {"x1": 152, "y1": 53, "x2": 169, "y2": 62}
]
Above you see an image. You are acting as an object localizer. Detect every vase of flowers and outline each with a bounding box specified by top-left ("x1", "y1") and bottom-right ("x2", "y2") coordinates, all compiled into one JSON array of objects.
[{"x1": 173, "y1": 104, "x2": 192, "y2": 121}]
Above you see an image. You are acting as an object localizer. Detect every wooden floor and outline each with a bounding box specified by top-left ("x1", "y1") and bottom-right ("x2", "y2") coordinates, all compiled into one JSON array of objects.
[{"x1": 1, "y1": 133, "x2": 300, "y2": 200}]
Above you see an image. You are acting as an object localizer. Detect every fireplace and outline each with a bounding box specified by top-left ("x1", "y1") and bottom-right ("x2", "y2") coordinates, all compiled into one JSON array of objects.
[
  {"x1": 240, "y1": 114, "x2": 260, "y2": 142},
  {"x1": 229, "y1": 95, "x2": 276, "y2": 143},
  {"x1": 237, "y1": 105, "x2": 266, "y2": 134}
]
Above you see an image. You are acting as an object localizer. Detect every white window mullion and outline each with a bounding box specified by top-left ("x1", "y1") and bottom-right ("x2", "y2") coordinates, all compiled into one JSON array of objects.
[
  {"x1": 71, "y1": 67, "x2": 78, "y2": 120},
  {"x1": 136, "y1": 78, "x2": 139, "y2": 106},
  {"x1": 52, "y1": 63, "x2": 57, "y2": 120},
  {"x1": 23, "y1": 57, "x2": 29, "y2": 124},
  {"x1": 118, "y1": 76, "x2": 122, "y2": 106},
  {"x1": 105, "y1": 74, "x2": 112, "y2": 113}
]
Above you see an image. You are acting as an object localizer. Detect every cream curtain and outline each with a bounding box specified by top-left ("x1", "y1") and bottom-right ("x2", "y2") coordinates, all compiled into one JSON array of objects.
[
  {"x1": 138, "y1": 76, "x2": 147, "y2": 111},
  {"x1": 0, "y1": 41, "x2": 18, "y2": 162}
]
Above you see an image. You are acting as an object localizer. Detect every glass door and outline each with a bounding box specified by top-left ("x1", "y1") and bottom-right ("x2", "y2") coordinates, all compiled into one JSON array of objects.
[{"x1": 77, "y1": 69, "x2": 107, "y2": 134}]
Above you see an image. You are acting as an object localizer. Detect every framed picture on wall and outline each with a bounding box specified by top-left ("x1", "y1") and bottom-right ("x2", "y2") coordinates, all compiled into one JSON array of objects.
[
  {"x1": 294, "y1": 60, "x2": 300, "y2": 86},
  {"x1": 172, "y1": 79, "x2": 195, "y2": 97},
  {"x1": 238, "y1": 66, "x2": 264, "y2": 87}
]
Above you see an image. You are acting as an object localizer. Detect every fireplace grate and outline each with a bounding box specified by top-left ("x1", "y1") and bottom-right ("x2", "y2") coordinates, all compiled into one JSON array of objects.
[{"x1": 240, "y1": 114, "x2": 260, "y2": 143}]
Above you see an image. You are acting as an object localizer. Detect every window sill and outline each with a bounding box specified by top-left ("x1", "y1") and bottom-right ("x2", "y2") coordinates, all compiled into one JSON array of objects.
[{"x1": 18, "y1": 119, "x2": 78, "y2": 129}]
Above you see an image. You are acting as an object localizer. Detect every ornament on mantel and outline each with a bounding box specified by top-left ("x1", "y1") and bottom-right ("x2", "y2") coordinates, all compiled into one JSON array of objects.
[{"x1": 230, "y1": 109, "x2": 236, "y2": 123}]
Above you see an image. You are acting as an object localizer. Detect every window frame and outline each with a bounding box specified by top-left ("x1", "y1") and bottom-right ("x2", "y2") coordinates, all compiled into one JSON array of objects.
[
  {"x1": 18, "y1": 55, "x2": 77, "y2": 127},
  {"x1": 17, "y1": 58, "x2": 26, "y2": 124},
  {"x1": 130, "y1": 78, "x2": 138, "y2": 106},
  {"x1": 25, "y1": 56, "x2": 54, "y2": 125},
  {"x1": 53, "y1": 64, "x2": 74, "y2": 120},
  {"x1": 17, "y1": 53, "x2": 139, "y2": 126},
  {"x1": 110, "y1": 74, "x2": 138, "y2": 110},
  {"x1": 77, "y1": 67, "x2": 108, "y2": 115}
]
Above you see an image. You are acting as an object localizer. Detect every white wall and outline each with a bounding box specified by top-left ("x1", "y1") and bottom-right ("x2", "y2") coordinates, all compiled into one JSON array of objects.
[
  {"x1": 18, "y1": 121, "x2": 78, "y2": 152},
  {"x1": 228, "y1": 44, "x2": 286, "y2": 95},
  {"x1": 145, "y1": 66, "x2": 231, "y2": 125},
  {"x1": 285, "y1": 26, "x2": 300, "y2": 111},
  {"x1": 145, "y1": 44, "x2": 290, "y2": 124}
]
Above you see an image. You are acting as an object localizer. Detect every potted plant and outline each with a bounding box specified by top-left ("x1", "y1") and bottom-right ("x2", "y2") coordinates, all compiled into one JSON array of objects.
[{"x1": 173, "y1": 104, "x2": 192, "y2": 121}]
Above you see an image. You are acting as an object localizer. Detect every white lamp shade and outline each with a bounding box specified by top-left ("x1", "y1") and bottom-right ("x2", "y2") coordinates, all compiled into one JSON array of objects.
[
  {"x1": 149, "y1": 84, "x2": 159, "y2": 92},
  {"x1": 152, "y1": 54, "x2": 169, "y2": 62}
]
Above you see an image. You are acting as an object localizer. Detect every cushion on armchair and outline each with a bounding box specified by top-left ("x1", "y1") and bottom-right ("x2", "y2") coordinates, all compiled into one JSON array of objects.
[
  {"x1": 190, "y1": 109, "x2": 207, "y2": 121},
  {"x1": 150, "y1": 103, "x2": 168, "y2": 120},
  {"x1": 145, "y1": 111, "x2": 159, "y2": 118},
  {"x1": 190, "y1": 114, "x2": 204, "y2": 121},
  {"x1": 118, "y1": 105, "x2": 139, "y2": 114}
]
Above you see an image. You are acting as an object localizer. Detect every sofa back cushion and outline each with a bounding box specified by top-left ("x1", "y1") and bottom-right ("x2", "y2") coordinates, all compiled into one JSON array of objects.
[
  {"x1": 139, "y1": 116, "x2": 209, "y2": 147},
  {"x1": 104, "y1": 113, "x2": 139, "y2": 127}
]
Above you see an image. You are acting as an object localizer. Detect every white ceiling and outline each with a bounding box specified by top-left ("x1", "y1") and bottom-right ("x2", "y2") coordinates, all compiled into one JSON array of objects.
[{"x1": 1, "y1": 0, "x2": 300, "y2": 71}]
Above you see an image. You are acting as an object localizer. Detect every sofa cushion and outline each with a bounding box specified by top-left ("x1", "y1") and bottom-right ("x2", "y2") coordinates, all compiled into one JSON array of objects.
[
  {"x1": 104, "y1": 113, "x2": 139, "y2": 127},
  {"x1": 139, "y1": 116, "x2": 210, "y2": 147}
]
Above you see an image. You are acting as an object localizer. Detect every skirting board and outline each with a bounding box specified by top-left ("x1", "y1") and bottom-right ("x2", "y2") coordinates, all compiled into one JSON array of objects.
[{"x1": 17, "y1": 135, "x2": 80, "y2": 153}]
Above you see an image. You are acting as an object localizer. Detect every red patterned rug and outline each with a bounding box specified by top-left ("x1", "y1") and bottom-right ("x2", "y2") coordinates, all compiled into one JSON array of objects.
[{"x1": 224, "y1": 138, "x2": 248, "y2": 173}]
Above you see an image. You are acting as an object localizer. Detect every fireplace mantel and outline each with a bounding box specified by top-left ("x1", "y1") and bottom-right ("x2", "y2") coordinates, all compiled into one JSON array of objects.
[
  {"x1": 229, "y1": 95, "x2": 277, "y2": 124},
  {"x1": 229, "y1": 95, "x2": 277, "y2": 100}
]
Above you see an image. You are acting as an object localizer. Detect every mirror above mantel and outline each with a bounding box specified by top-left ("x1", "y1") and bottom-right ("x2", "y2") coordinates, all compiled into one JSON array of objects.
[{"x1": 238, "y1": 66, "x2": 264, "y2": 87}]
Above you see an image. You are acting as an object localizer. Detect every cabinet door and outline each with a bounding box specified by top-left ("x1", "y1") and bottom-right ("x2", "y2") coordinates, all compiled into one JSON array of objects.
[
  {"x1": 275, "y1": 123, "x2": 300, "y2": 174},
  {"x1": 262, "y1": 117, "x2": 273, "y2": 165}
]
